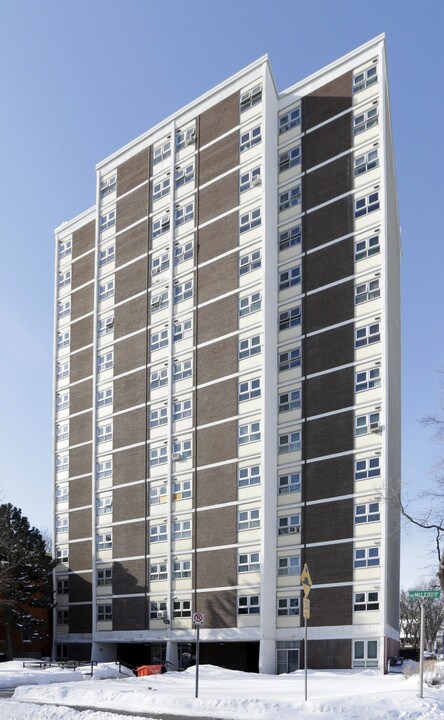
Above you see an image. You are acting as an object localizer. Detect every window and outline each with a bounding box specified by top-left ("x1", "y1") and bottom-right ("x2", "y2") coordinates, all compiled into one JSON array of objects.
[
  {"x1": 58, "y1": 300, "x2": 71, "y2": 319},
  {"x1": 279, "y1": 265, "x2": 301, "y2": 290},
  {"x1": 153, "y1": 139, "x2": 171, "y2": 165},
  {"x1": 239, "y1": 377, "x2": 261, "y2": 402},
  {"x1": 56, "y1": 547, "x2": 69, "y2": 563},
  {"x1": 278, "y1": 472, "x2": 301, "y2": 494},
  {"x1": 174, "y1": 238, "x2": 193, "y2": 265},
  {"x1": 97, "y1": 532, "x2": 112, "y2": 550},
  {"x1": 152, "y1": 251, "x2": 170, "y2": 274},
  {"x1": 240, "y1": 125, "x2": 262, "y2": 152},
  {"x1": 149, "y1": 600, "x2": 167, "y2": 619},
  {"x1": 97, "y1": 495, "x2": 112, "y2": 515},
  {"x1": 238, "y1": 552, "x2": 260, "y2": 573},
  {"x1": 279, "y1": 185, "x2": 301, "y2": 211},
  {"x1": 240, "y1": 166, "x2": 261, "y2": 193},
  {"x1": 355, "y1": 323, "x2": 380, "y2": 348},
  {"x1": 355, "y1": 278, "x2": 380, "y2": 304},
  {"x1": 150, "y1": 406, "x2": 168, "y2": 429},
  {"x1": 59, "y1": 238, "x2": 72, "y2": 258},
  {"x1": 99, "y1": 210, "x2": 116, "y2": 231},
  {"x1": 354, "y1": 106, "x2": 379, "y2": 136},
  {"x1": 278, "y1": 346, "x2": 301, "y2": 371},
  {"x1": 354, "y1": 149, "x2": 379, "y2": 176},
  {"x1": 353, "y1": 65, "x2": 378, "y2": 94},
  {"x1": 58, "y1": 269, "x2": 71, "y2": 288},
  {"x1": 57, "y1": 361, "x2": 70, "y2": 380},
  {"x1": 239, "y1": 208, "x2": 261, "y2": 233},
  {"x1": 97, "y1": 604, "x2": 112, "y2": 622},
  {"x1": 98, "y1": 278, "x2": 114, "y2": 301},
  {"x1": 152, "y1": 176, "x2": 170, "y2": 202},
  {"x1": 57, "y1": 577, "x2": 69, "y2": 594},
  {"x1": 97, "y1": 568, "x2": 112, "y2": 586},
  {"x1": 152, "y1": 215, "x2": 170, "y2": 238},
  {"x1": 173, "y1": 398, "x2": 192, "y2": 421},
  {"x1": 173, "y1": 478, "x2": 192, "y2": 501},
  {"x1": 100, "y1": 175, "x2": 116, "y2": 196},
  {"x1": 56, "y1": 516, "x2": 69, "y2": 535},
  {"x1": 353, "y1": 639, "x2": 378, "y2": 668},
  {"x1": 240, "y1": 84, "x2": 262, "y2": 112},
  {"x1": 173, "y1": 357, "x2": 192, "y2": 381},
  {"x1": 173, "y1": 559, "x2": 191, "y2": 579},
  {"x1": 173, "y1": 318, "x2": 192, "y2": 342},
  {"x1": 56, "y1": 454, "x2": 69, "y2": 472},
  {"x1": 173, "y1": 519, "x2": 192, "y2": 540},
  {"x1": 99, "y1": 244, "x2": 115, "y2": 266},
  {"x1": 278, "y1": 597, "x2": 300, "y2": 616},
  {"x1": 172, "y1": 438, "x2": 192, "y2": 459},
  {"x1": 56, "y1": 392, "x2": 69, "y2": 411},
  {"x1": 97, "y1": 458, "x2": 112, "y2": 479},
  {"x1": 57, "y1": 609, "x2": 69, "y2": 625},
  {"x1": 239, "y1": 292, "x2": 261, "y2": 317},
  {"x1": 355, "y1": 234, "x2": 380, "y2": 261},
  {"x1": 57, "y1": 331, "x2": 70, "y2": 349},
  {"x1": 278, "y1": 389, "x2": 301, "y2": 413},
  {"x1": 56, "y1": 422, "x2": 69, "y2": 442},
  {"x1": 56, "y1": 485, "x2": 69, "y2": 503},
  {"x1": 355, "y1": 456, "x2": 380, "y2": 480},
  {"x1": 149, "y1": 484, "x2": 168, "y2": 505},
  {"x1": 98, "y1": 314, "x2": 114, "y2": 336},
  {"x1": 354, "y1": 547, "x2": 380, "y2": 568},
  {"x1": 175, "y1": 202, "x2": 194, "y2": 226},
  {"x1": 149, "y1": 563, "x2": 168, "y2": 581},
  {"x1": 238, "y1": 465, "x2": 261, "y2": 488},
  {"x1": 239, "y1": 335, "x2": 261, "y2": 359},
  {"x1": 238, "y1": 421, "x2": 261, "y2": 445},
  {"x1": 279, "y1": 306, "x2": 301, "y2": 330},
  {"x1": 149, "y1": 444, "x2": 168, "y2": 466},
  {"x1": 278, "y1": 556, "x2": 300, "y2": 576},
  {"x1": 355, "y1": 412, "x2": 380, "y2": 435},
  {"x1": 150, "y1": 523, "x2": 167, "y2": 543},
  {"x1": 150, "y1": 290, "x2": 169, "y2": 314},
  {"x1": 176, "y1": 126, "x2": 196, "y2": 150},
  {"x1": 173, "y1": 599, "x2": 191, "y2": 618},
  {"x1": 279, "y1": 146, "x2": 301, "y2": 172},
  {"x1": 355, "y1": 191, "x2": 380, "y2": 218},
  {"x1": 150, "y1": 328, "x2": 169, "y2": 351},
  {"x1": 97, "y1": 422, "x2": 112, "y2": 443},
  {"x1": 354, "y1": 591, "x2": 379, "y2": 611},
  {"x1": 150, "y1": 366, "x2": 168, "y2": 389},
  {"x1": 279, "y1": 224, "x2": 301, "y2": 251},
  {"x1": 174, "y1": 279, "x2": 193, "y2": 304},
  {"x1": 278, "y1": 514, "x2": 300, "y2": 535},
  {"x1": 175, "y1": 162, "x2": 194, "y2": 188},
  {"x1": 279, "y1": 107, "x2": 301, "y2": 134},
  {"x1": 239, "y1": 249, "x2": 261, "y2": 275},
  {"x1": 356, "y1": 367, "x2": 381, "y2": 392},
  {"x1": 238, "y1": 595, "x2": 260, "y2": 614},
  {"x1": 238, "y1": 508, "x2": 260, "y2": 531},
  {"x1": 355, "y1": 502, "x2": 380, "y2": 524},
  {"x1": 98, "y1": 350, "x2": 113, "y2": 371},
  {"x1": 97, "y1": 386, "x2": 113, "y2": 407}
]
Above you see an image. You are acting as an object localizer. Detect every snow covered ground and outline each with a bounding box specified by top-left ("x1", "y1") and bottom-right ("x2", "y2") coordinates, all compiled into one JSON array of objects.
[{"x1": 0, "y1": 661, "x2": 442, "y2": 719}]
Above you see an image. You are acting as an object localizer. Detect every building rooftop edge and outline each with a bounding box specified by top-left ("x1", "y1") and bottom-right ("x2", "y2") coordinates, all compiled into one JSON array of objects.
[{"x1": 54, "y1": 205, "x2": 96, "y2": 234}]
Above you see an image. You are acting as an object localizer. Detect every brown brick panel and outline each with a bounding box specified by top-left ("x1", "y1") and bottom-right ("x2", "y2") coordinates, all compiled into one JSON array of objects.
[
  {"x1": 196, "y1": 421, "x2": 237, "y2": 467},
  {"x1": 304, "y1": 542, "x2": 353, "y2": 585},
  {"x1": 197, "y1": 295, "x2": 238, "y2": 344},
  {"x1": 304, "y1": 196, "x2": 353, "y2": 251},
  {"x1": 196, "y1": 589, "x2": 236, "y2": 628},
  {"x1": 305, "y1": 324, "x2": 355, "y2": 375},
  {"x1": 69, "y1": 604, "x2": 92, "y2": 633},
  {"x1": 114, "y1": 296, "x2": 147, "y2": 340},
  {"x1": 113, "y1": 445, "x2": 146, "y2": 486},
  {"x1": 113, "y1": 483, "x2": 145, "y2": 524},
  {"x1": 303, "y1": 71, "x2": 352, "y2": 131},
  {"x1": 304, "y1": 113, "x2": 352, "y2": 170},
  {"x1": 304, "y1": 279, "x2": 354, "y2": 334},
  {"x1": 304, "y1": 238, "x2": 354, "y2": 292},
  {"x1": 69, "y1": 476, "x2": 93, "y2": 509},
  {"x1": 305, "y1": 455, "x2": 354, "y2": 502},
  {"x1": 116, "y1": 186, "x2": 148, "y2": 233},
  {"x1": 197, "y1": 378, "x2": 237, "y2": 426},
  {"x1": 198, "y1": 213, "x2": 238, "y2": 265},
  {"x1": 304, "y1": 155, "x2": 352, "y2": 211},
  {"x1": 117, "y1": 148, "x2": 150, "y2": 198},
  {"x1": 306, "y1": 410, "x2": 354, "y2": 460},
  {"x1": 71, "y1": 316, "x2": 93, "y2": 352},
  {"x1": 197, "y1": 253, "x2": 238, "y2": 305},
  {"x1": 115, "y1": 256, "x2": 147, "y2": 304},
  {"x1": 196, "y1": 464, "x2": 237, "y2": 508},
  {"x1": 69, "y1": 508, "x2": 92, "y2": 541},
  {"x1": 197, "y1": 336, "x2": 238, "y2": 385},
  {"x1": 69, "y1": 540, "x2": 92, "y2": 572},
  {"x1": 69, "y1": 348, "x2": 94, "y2": 383},
  {"x1": 114, "y1": 332, "x2": 146, "y2": 375},
  {"x1": 72, "y1": 252, "x2": 95, "y2": 290},
  {"x1": 113, "y1": 560, "x2": 146, "y2": 595},
  {"x1": 67, "y1": 643, "x2": 92, "y2": 661},
  {"x1": 116, "y1": 222, "x2": 148, "y2": 268},
  {"x1": 69, "y1": 445, "x2": 92, "y2": 478},
  {"x1": 196, "y1": 505, "x2": 237, "y2": 549},
  {"x1": 114, "y1": 520, "x2": 145, "y2": 558},
  {"x1": 71, "y1": 284, "x2": 94, "y2": 321},
  {"x1": 199, "y1": 172, "x2": 239, "y2": 226},
  {"x1": 199, "y1": 132, "x2": 239, "y2": 186},
  {"x1": 70, "y1": 412, "x2": 92, "y2": 447},
  {"x1": 196, "y1": 548, "x2": 237, "y2": 589},
  {"x1": 72, "y1": 221, "x2": 95, "y2": 260},
  {"x1": 199, "y1": 92, "x2": 239, "y2": 147},
  {"x1": 113, "y1": 407, "x2": 146, "y2": 449},
  {"x1": 304, "y1": 498, "x2": 354, "y2": 544},
  {"x1": 69, "y1": 572, "x2": 92, "y2": 602},
  {"x1": 305, "y1": 367, "x2": 354, "y2": 417},
  {"x1": 306, "y1": 639, "x2": 351, "y2": 669},
  {"x1": 307, "y1": 586, "x2": 353, "y2": 627},
  {"x1": 70, "y1": 378, "x2": 93, "y2": 416},
  {"x1": 113, "y1": 596, "x2": 146, "y2": 631},
  {"x1": 114, "y1": 369, "x2": 146, "y2": 414}
]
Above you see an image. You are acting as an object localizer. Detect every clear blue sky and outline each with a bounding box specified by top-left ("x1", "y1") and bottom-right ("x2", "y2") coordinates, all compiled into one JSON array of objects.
[{"x1": 0, "y1": 0, "x2": 442, "y2": 589}]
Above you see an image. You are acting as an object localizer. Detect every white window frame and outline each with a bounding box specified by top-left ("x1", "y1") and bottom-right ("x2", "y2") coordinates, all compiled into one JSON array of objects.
[
  {"x1": 56, "y1": 422, "x2": 69, "y2": 442},
  {"x1": 149, "y1": 523, "x2": 167, "y2": 543},
  {"x1": 238, "y1": 508, "x2": 260, "y2": 531},
  {"x1": 97, "y1": 350, "x2": 113, "y2": 371},
  {"x1": 239, "y1": 334, "x2": 261, "y2": 359},
  {"x1": 279, "y1": 185, "x2": 301, "y2": 211},
  {"x1": 153, "y1": 139, "x2": 171, "y2": 165},
  {"x1": 279, "y1": 107, "x2": 301, "y2": 134},
  {"x1": 97, "y1": 568, "x2": 112, "y2": 586},
  {"x1": 97, "y1": 458, "x2": 112, "y2": 479},
  {"x1": 239, "y1": 208, "x2": 261, "y2": 233},
  {"x1": 173, "y1": 357, "x2": 192, "y2": 381},
  {"x1": 58, "y1": 269, "x2": 71, "y2": 288},
  {"x1": 355, "y1": 234, "x2": 380, "y2": 261},
  {"x1": 279, "y1": 146, "x2": 301, "y2": 172},
  {"x1": 56, "y1": 392, "x2": 69, "y2": 411},
  {"x1": 175, "y1": 201, "x2": 194, "y2": 227},
  {"x1": 172, "y1": 519, "x2": 192, "y2": 540},
  {"x1": 174, "y1": 279, "x2": 193, "y2": 304},
  {"x1": 238, "y1": 421, "x2": 261, "y2": 445},
  {"x1": 97, "y1": 532, "x2": 112, "y2": 550},
  {"x1": 277, "y1": 556, "x2": 300, "y2": 576},
  {"x1": 355, "y1": 456, "x2": 380, "y2": 480},
  {"x1": 238, "y1": 594, "x2": 260, "y2": 614},
  {"x1": 355, "y1": 323, "x2": 380, "y2": 348},
  {"x1": 238, "y1": 551, "x2": 260, "y2": 573},
  {"x1": 149, "y1": 444, "x2": 168, "y2": 467},
  {"x1": 176, "y1": 126, "x2": 196, "y2": 151},
  {"x1": 353, "y1": 639, "x2": 378, "y2": 668},
  {"x1": 99, "y1": 244, "x2": 115, "y2": 267},
  {"x1": 238, "y1": 465, "x2": 261, "y2": 488},
  {"x1": 355, "y1": 412, "x2": 380, "y2": 436},
  {"x1": 97, "y1": 604, "x2": 112, "y2": 622},
  {"x1": 98, "y1": 314, "x2": 114, "y2": 337},
  {"x1": 239, "y1": 292, "x2": 261, "y2": 317},
  {"x1": 172, "y1": 559, "x2": 192, "y2": 579},
  {"x1": 279, "y1": 224, "x2": 301, "y2": 251},
  {"x1": 172, "y1": 438, "x2": 192, "y2": 459},
  {"x1": 278, "y1": 514, "x2": 301, "y2": 535},
  {"x1": 355, "y1": 191, "x2": 380, "y2": 218},
  {"x1": 57, "y1": 360, "x2": 70, "y2": 379},
  {"x1": 173, "y1": 318, "x2": 192, "y2": 342},
  {"x1": 277, "y1": 597, "x2": 300, "y2": 616},
  {"x1": 173, "y1": 398, "x2": 192, "y2": 421},
  {"x1": 56, "y1": 485, "x2": 69, "y2": 503},
  {"x1": 278, "y1": 389, "x2": 301, "y2": 413},
  {"x1": 59, "y1": 239, "x2": 72, "y2": 258},
  {"x1": 239, "y1": 249, "x2": 261, "y2": 275},
  {"x1": 173, "y1": 599, "x2": 191, "y2": 618},
  {"x1": 97, "y1": 422, "x2": 112, "y2": 444},
  {"x1": 354, "y1": 149, "x2": 379, "y2": 176},
  {"x1": 150, "y1": 366, "x2": 168, "y2": 389},
  {"x1": 150, "y1": 406, "x2": 168, "y2": 428},
  {"x1": 172, "y1": 478, "x2": 192, "y2": 501},
  {"x1": 279, "y1": 265, "x2": 301, "y2": 291},
  {"x1": 240, "y1": 166, "x2": 261, "y2": 193},
  {"x1": 355, "y1": 278, "x2": 380, "y2": 304},
  {"x1": 58, "y1": 299, "x2": 71, "y2": 319},
  {"x1": 97, "y1": 386, "x2": 113, "y2": 407},
  {"x1": 175, "y1": 162, "x2": 194, "y2": 188},
  {"x1": 149, "y1": 562, "x2": 168, "y2": 581},
  {"x1": 355, "y1": 367, "x2": 381, "y2": 393},
  {"x1": 57, "y1": 330, "x2": 70, "y2": 349},
  {"x1": 152, "y1": 176, "x2": 171, "y2": 202},
  {"x1": 152, "y1": 214, "x2": 170, "y2": 239},
  {"x1": 353, "y1": 65, "x2": 378, "y2": 94},
  {"x1": 149, "y1": 483, "x2": 168, "y2": 505},
  {"x1": 239, "y1": 377, "x2": 261, "y2": 402},
  {"x1": 240, "y1": 125, "x2": 262, "y2": 152},
  {"x1": 354, "y1": 502, "x2": 380, "y2": 524},
  {"x1": 150, "y1": 328, "x2": 169, "y2": 351},
  {"x1": 278, "y1": 472, "x2": 301, "y2": 494},
  {"x1": 99, "y1": 210, "x2": 116, "y2": 231},
  {"x1": 353, "y1": 106, "x2": 379, "y2": 136},
  {"x1": 279, "y1": 306, "x2": 301, "y2": 330},
  {"x1": 354, "y1": 546, "x2": 380, "y2": 568},
  {"x1": 100, "y1": 175, "x2": 116, "y2": 196},
  {"x1": 240, "y1": 84, "x2": 262, "y2": 112},
  {"x1": 98, "y1": 278, "x2": 114, "y2": 302},
  {"x1": 174, "y1": 238, "x2": 193, "y2": 265},
  {"x1": 278, "y1": 346, "x2": 301, "y2": 371},
  {"x1": 97, "y1": 495, "x2": 112, "y2": 516},
  {"x1": 353, "y1": 590, "x2": 379, "y2": 611}
]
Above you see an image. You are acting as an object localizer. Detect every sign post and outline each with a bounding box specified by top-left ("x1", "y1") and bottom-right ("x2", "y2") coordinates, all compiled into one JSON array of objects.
[
  {"x1": 300, "y1": 564, "x2": 312, "y2": 702},
  {"x1": 408, "y1": 589, "x2": 441, "y2": 698},
  {"x1": 192, "y1": 612, "x2": 204, "y2": 699}
]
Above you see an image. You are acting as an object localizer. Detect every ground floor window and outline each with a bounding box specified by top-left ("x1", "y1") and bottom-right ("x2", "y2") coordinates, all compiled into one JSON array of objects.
[
  {"x1": 56, "y1": 644, "x2": 68, "y2": 661},
  {"x1": 353, "y1": 639, "x2": 378, "y2": 667},
  {"x1": 276, "y1": 641, "x2": 299, "y2": 674}
]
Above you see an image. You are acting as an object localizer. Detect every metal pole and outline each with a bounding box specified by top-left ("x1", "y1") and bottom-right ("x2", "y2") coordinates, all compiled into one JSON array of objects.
[
  {"x1": 195, "y1": 624, "x2": 200, "y2": 699},
  {"x1": 304, "y1": 615, "x2": 307, "y2": 701},
  {"x1": 419, "y1": 600, "x2": 425, "y2": 698}
]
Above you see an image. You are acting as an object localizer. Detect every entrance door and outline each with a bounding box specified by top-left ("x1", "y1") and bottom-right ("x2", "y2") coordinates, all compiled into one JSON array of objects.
[{"x1": 276, "y1": 646, "x2": 299, "y2": 674}]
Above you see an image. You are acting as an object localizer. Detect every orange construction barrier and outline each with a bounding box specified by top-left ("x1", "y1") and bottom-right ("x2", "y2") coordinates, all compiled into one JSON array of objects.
[{"x1": 137, "y1": 664, "x2": 164, "y2": 677}]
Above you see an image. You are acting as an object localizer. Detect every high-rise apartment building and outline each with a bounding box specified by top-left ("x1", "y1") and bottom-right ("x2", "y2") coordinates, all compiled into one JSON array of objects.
[{"x1": 53, "y1": 34, "x2": 400, "y2": 674}]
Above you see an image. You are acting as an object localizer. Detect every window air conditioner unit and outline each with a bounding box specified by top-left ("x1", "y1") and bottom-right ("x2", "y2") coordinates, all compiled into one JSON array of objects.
[
  {"x1": 289, "y1": 526, "x2": 298, "y2": 533},
  {"x1": 161, "y1": 216, "x2": 170, "y2": 226},
  {"x1": 251, "y1": 176, "x2": 262, "y2": 187},
  {"x1": 370, "y1": 424, "x2": 382, "y2": 433},
  {"x1": 186, "y1": 131, "x2": 196, "y2": 145},
  {"x1": 152, "y1": 267, "x2": 161, "y2": 275},
  {"x1": 105, "y1": 318, "x2": 114, "y2": 328},
  {"x1": 151, "y1": 296, "x2": 160, "y2": 306},
  {"x1": 172, "y1": 452, "x2": 182, "y2": 461}
]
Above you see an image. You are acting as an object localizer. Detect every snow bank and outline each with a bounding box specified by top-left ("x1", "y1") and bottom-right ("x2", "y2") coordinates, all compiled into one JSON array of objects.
[
  {"x1": 0, "y1": 661, "x2": 82, "y2": 688},
  {"x1": 0, "y1": 699, "x2": 153, "y2": 720}
]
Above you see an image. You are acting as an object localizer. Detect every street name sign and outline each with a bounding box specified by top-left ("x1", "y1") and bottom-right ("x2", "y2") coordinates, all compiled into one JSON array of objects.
[{"x1": 408, "y1": 590, "x2": 440, "y2": 599}]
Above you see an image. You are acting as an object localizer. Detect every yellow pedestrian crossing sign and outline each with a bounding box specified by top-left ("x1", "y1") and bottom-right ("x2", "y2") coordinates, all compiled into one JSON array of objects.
[{"x1": 301, "y1": 564, "x2": 312, "y2": 596}]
